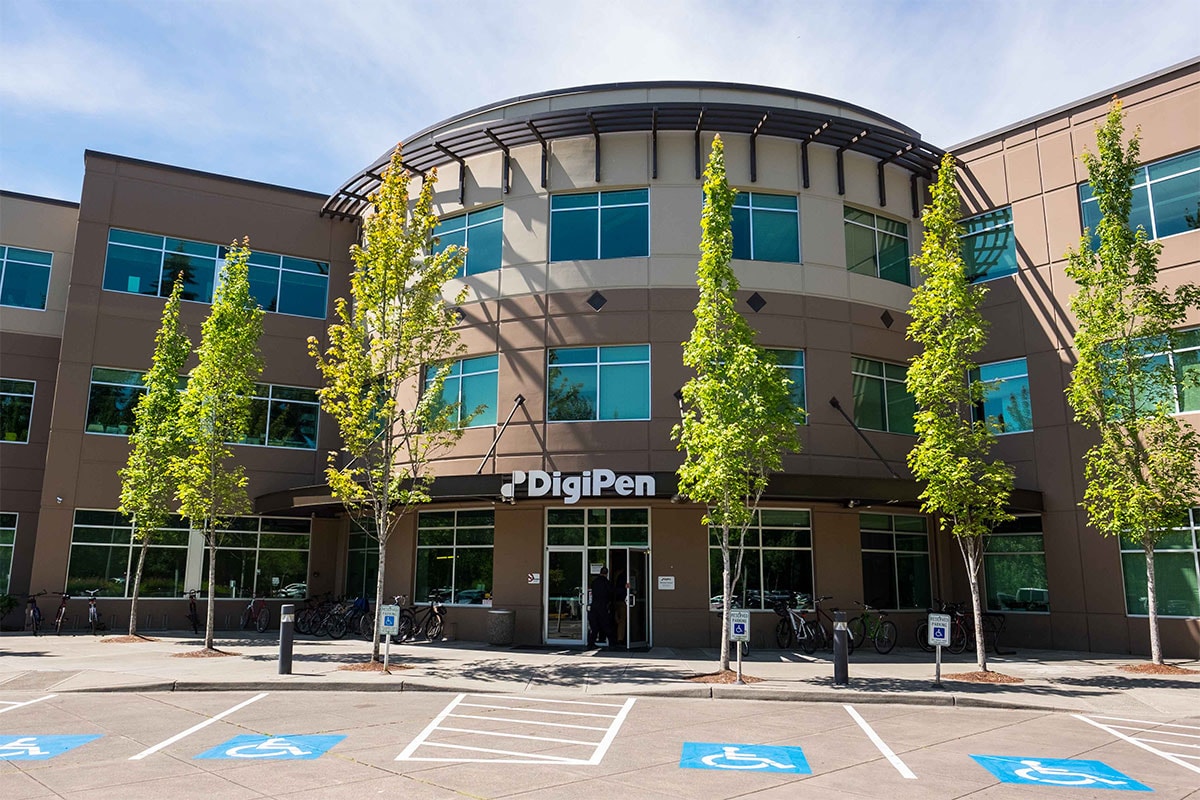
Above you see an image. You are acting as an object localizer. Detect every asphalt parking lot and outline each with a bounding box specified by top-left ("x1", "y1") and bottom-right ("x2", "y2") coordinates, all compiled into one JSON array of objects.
[{"x1": 2, "y1": 690, "x2": 1198, "y2": 799}]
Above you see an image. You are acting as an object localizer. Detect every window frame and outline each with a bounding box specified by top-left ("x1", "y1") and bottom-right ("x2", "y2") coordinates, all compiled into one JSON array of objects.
[
  {"x1": 426, "y1": 354, "x2": 500, "y2": 428},
  {"x1": 1133, "y1": 328, "x2": 1200, "y2": 416},
  {"x1": 766, "y1": 348, "x2": 806, "y2": 420},
  {"x1": 434, "y1": 205, "x2": 504, "y2": 277},
  {"x1": 0, "y1": 511, "x2": 15, "y2": 595},
  {"x1": 1119, "y1": 509, "x2": 1200, "y2": 619},
  {"x1": 546, "y1": 344, "x2": 651, "y2": 422},
  {"x1": 240, "y1": 383, "x2": 321, "y2": 450},
  {"x1": 549, "y1": 189, "x2": 650, "y2": 262},
  {"x1": 1079, "y1": 148, "x2": 1200, "y2": 244},
  {"x1": 708, "y1": 509, "x2": 815, "y2": 612},
  {"x1": 415, "y1": 508, "x2": 495, "y2": 606},
  {"x1": 851, "y1": 356, "x2": 916, "y2": 435},
  {"x1": 983, "y1": 515, "x2": 1049, "y2": 614},
  {"x1": 960, "y1": 206, "x2": 1016, "y2": 283},
  {"x1": 732, "y1": 191, "x2": 801, "y2": 263},
  {"x1": 0, "y1": 378, "x2": 36, "y2": 444},
  {"x1": 843, "y1": 206, "x2": 910, "y2": 285},
  {"x1": 970, "y1": 357, "x2": 1033, "y2": 434},
  {"x1": 0, "y1": 245, "x2": 53, "y2": 311},
  {"x1": 859, "y1": 513, "x2": 931, "y2": 611}
]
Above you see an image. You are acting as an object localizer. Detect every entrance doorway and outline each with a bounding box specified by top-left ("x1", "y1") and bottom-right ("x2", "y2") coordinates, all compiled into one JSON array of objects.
[
  {"x1": 609, "y1": 548, "x2": 650, "y2": 649},
  {"x1": 544, "y1": 549, "x2": 586, "y2": 644}
]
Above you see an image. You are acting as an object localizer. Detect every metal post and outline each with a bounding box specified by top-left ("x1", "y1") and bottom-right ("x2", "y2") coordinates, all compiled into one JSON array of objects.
[
  {"x1": 934, "y1": 644, "x2": 943, "y2": 687},
  {"x1": 384, "y1": 633, "x2": 392, "y2": 673},
  {"x1": 278, "y1": 603, "x2": 294, "y2": 675},
  {"x1": 735, "y1": 642, "x2": 744, "y2": 685},
  {"x1": 833, "y1": 611, "x2": 849, "y2": 686}
]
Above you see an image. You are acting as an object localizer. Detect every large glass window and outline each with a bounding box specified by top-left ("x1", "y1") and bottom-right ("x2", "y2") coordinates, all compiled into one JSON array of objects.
[
  {"x1": 427, "y1": 355, "x2": 499, "y2": 427},
  {"x1": 547, "y1": 345, "x2": 650, "y2": 421},
  {"x1": 1130, "y1": 328, "x2": 1200, "y2": 415},
  {"x1": 103, "y1": 228, "x2": 329, "y2": 318},
  {"x1": 961, "y1": 207, "x2": 1016, "y2": 282},
  {"x1": 201, "y1": 516, "x2": 310, "y2": 599},
  {"x1": 860, "y1": 513, "x2": 930, "y2": 610},
  {"x1": 852, "y1": 357, "x2": 915, "y2": 434},
  {"x1": 767, "y1": 349, "x2": 806, "y2": 416},
  {"x1": 241, "y1": 384, "x2": 320, "y2": 449},
  {"x1": 0, "y1": 512, "x2": 15, "y2": 595},
  {"x1": 709, "y1": 509, "x2": 813, "y2": 611},
  {"x1": 844, "y1": 207, "x2": 910, "y2": 285},
  {"x1": 732, "y1": 192, "x2": 800, "y2": 263},
  {"x1": 415, "y1": 509, "x2": 494, "y2": 605},
  {"x1": 550, "y1": 189, "x2": 649, "y2": 261},
  {"x1": 984, "y1": 516, "x2": 1048, "y2": 613},
  {"x1": 970, "y1": 358, "x2": 1033, "y2": 434},
  {"x1": 0, "y1": 245, "x2": 52, "y2": 310},
  {"x1": 434, "y1": 205, "x2": 503, "y2": 277},
  {"x1": 1121, "y1": 509, "x2": 1200, "y2": 618},
  {"x1": 345, "y1": 521, "x2": 379, "y2": 601},
  {"x1": 85, "y1": 368, "x2": 146, "y2": 436},
  {"x1": 1, "y1": 379, "x2": 35, "y2": 443},
  {"x1": 547, "y1": 507, "x2": 650, "y2": 549},
  {"x1": 66, "y1": 510, "x2": 189, "y2": 598},
  {"x1": 1080, "y1": 149, "x2": 1200, "y2": 244}
]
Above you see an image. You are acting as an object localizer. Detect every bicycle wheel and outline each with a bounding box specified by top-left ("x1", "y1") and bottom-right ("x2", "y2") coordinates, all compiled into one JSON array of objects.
[
  {"x1": 812, "y1": 621, "x2": 830, "y2": 651},
  {"x1": 848, "y1": 616, "x2": 867, "y2": 650},
  {"x1": 874, "y1": 620, "x2": 897, "y2": 654},
  {"x1": 798, "y1": 621, "x2": 818, "y2": 655},
  {"x1": 775, "y1": 617, "x2": 793, "y2": 649},
  {"x1": 396, "y1": 610, "x2": 416, "y2": 641},
  {"x1": 294, "y1": 610, "x2": 311, "y2": 635},
  {"x1": 89, "y1": 611, "x2": 98, "y2": 636},
  {"x1": 915, "y1": 622, "x2": 934, "y2": 652},
  {"x1": 327, "y1": 614, "x2": 348, "y2": 639},
  {"x1": 54, "y1": 610, "x2": 66, "y2": 635},
  {"x1": 426, "y1": 615, "x2": 444, "y2": 641},
  {"x1": 255, "y1": 607, "x2": 270, "y2": 633},
  {"x1": 240, "y1": 609, "x2": 252, "y2": 630},
  {"x1": 948, "y1": 622, "x2": 968, "y2": 654}
]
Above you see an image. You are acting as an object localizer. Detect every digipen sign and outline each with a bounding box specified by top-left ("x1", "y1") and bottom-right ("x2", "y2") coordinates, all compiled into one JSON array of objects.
[{"x1": 500, "y1": 469, "x2": 656, "y2": 505}]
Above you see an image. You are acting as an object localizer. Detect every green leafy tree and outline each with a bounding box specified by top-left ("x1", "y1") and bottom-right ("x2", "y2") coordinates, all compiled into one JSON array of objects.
[
  {"x1": 119, "y1": 280, "x2": 191, "y2": 636},
  {"x1": 672, "y1": 135, "x2": 803, "y2": 672},
  {"x1": 1065, "y1": 100, "x2": 1200, "y2": 665},
  {"x1": 310, "y1": 147, "x2": 468, "y2": 662},
  {"x1": 175, "y1": 240, "x2": 264, "y2": 650},
  {"x1": 906, "y1": 152, "x2": 1014, "y2": 672}
]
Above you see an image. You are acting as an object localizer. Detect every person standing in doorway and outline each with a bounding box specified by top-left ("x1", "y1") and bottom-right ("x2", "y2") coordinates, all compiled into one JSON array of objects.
[{"x1": 587, "y1": 567, "x2": 614, "y2": 649}]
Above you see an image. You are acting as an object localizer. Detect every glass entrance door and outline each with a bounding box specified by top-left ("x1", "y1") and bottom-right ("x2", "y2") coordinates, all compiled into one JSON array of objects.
[
  {"x1": 545, "y1": 549, "x2": 586, "y2": 644},
  {"x1": 625, "y1": 548, "x2": 650, "y2": 648}
]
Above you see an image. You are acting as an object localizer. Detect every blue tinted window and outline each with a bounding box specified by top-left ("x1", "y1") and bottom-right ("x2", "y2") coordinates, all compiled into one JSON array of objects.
[
  {"x1": 550, "y1": 190, "x2": 648, "y2": 262},
  {"x1": 970, "y1": 358, "x2": 1032, "y2": 434},
  {"x1": 428, "y1": 354, "x2": 499, "y2": 427},
  {"x1": 435, "y1": 206, "x2": 503, "y2": 277},
  {"x1": 732, "y1": 193, "x2": 800, "y2": 263},
  {"x1": 547, "y1": 345, "x2": 650, "y2": 421},
  {"x1": 767, "y1": 349, "x2": 806, "y2": 414},
  {"x1": 0, "y1": 246, "x2": 53, "y2": 310},
  {"x1": 961, "y1": 207, "x2": 1016, "y2": 283},
  {"x1": 1079, "y1": 148, "x2": 1200, "y2": 246}
]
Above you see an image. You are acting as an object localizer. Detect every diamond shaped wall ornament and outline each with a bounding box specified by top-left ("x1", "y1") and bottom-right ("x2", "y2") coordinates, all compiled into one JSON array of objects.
[
  {"x1": 880, "y1": 310, "x2": 894, "y2": 328},
  {"x1": 747, "y1": 292, "x2": 767, "y2": 313},
  {"x1": 587, "y1": 291, "x2": 607, "y2": 311}
]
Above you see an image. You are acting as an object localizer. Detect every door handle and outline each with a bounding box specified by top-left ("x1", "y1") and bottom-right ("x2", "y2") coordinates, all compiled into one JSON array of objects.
[{"x1": 627, "y1": 594, "x2": 635, "y2": 608}]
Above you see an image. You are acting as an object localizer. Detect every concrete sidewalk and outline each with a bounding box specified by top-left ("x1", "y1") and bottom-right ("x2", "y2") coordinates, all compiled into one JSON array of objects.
[{"x1": 1, "y1": 630, "x2": 1197, "y2": 717}]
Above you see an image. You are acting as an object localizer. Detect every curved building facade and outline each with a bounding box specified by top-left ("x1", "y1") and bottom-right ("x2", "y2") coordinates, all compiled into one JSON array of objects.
[{"x1": 5, "y1": 62, "x2": 1198, "y2": 656}]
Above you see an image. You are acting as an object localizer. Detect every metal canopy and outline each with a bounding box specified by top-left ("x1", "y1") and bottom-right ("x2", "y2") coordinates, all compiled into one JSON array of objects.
[{"x1": 323, "y1": 99, "x2": 944, "y2": 220}]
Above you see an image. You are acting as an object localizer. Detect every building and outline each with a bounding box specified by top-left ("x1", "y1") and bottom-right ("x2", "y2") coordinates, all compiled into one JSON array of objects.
[{"x1": 1, "y1": 58, "x2": 1197, "y2": 656}]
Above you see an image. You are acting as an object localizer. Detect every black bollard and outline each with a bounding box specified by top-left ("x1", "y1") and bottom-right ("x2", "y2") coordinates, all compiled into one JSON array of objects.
[
  {"x1": 279, "y1": 603, "x2": 294, "y2": 675},
  {"x1": 833, "y1": 610, "x2": 849, "y2": 686}
]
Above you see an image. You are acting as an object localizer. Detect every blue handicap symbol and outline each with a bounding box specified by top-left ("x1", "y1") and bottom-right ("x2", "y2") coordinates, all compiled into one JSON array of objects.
[
  {"x1": 933, "y1": 626, "x2": 946, "y2": 638},
  {"x1": 0, "y1": 734, "x2": 101, "y2": 760},
  {"x1": 383, "y1": 614, "x2": 396, "y2": 627},
  {"x1": 971, "y1": 755, "x2": 1151, "y2": 791},
  {"x1": 733, "y1": 622, "x2": 746, "y2": 636},
  {"x1": 680, "y1": 742, "x2": 810, "y2": 773},
  {"x1": 196, "y1": 734, "x2": 346, "y2": 760}
]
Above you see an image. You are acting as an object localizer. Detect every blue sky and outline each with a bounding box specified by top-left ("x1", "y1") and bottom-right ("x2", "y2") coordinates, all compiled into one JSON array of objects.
[{"x1": 2, "y1": 0, "x2": 1198, "y2": 204}]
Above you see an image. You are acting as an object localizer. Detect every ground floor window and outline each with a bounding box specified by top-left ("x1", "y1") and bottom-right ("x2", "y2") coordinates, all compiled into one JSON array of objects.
[
  {"x1": 345, "y1": 522, "x2": 379, "y2": 601},
  {"x1": 709, "y1": 509, "x2": 813, "y2": 610},
  {"x1": 1121, "y1": 509, "x2": 1200, "y2": 618},
  {"x1": 415, "y1": 509, "x2": 494, "y2": 605},
  {"x1": 984, "y1": 515, "x2": 1048, "y2": 612},
  {"x1": 0, "y1": 512, "x2": 15, "y2": 594},
  {"x1": 67, "y1": 510, "x2": 190, "y2": 597},
  {"x1": 200, "y1": 517, "x2": 310, "y2": 599},
  {"x1": 860, "y1": 513, "x2": 930, "y2": 610}
]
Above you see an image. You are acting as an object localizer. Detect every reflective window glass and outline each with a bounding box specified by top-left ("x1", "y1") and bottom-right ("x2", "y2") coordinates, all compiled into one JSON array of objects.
[
  {"x1": 852, "y1": 357, "x2": 914, "y2": 434},
  {"x1": 970, "y1": 357, "x2": 1033, "y2": 433},
  {"x1": 961, "y1": 207, "x2": 1016, "y2": 282},
  {"x1": 843, "y1": 207, "x2": 910, "y2": 285},
  {"x1": 550, "y1": 190, "x2": 648, "y2": 262},
  {"x1": 547, "y1": 345, "x2": 650, "y2": 421},
  {"x1": 0, "y1": 378, "x2": 35, "y2": 443},
  {"x1": 0, "y1": 246, "x2": 53, "y2": 310},
  {"x1": 732, "y1": 193, "x2": 800, "y2": 263},
  {"x1": 416, "y1": 509, "x2": 494, "y2": 605},
  {"x1": 1078, "y1": 148, "x2": 1200, "y2": 245}
]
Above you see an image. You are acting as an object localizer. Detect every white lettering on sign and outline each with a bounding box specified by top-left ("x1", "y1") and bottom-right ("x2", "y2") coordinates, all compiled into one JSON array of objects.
[
  {"x1": 500, "y1": 469, "x2": 655, "y2": 504},
  {"x1": 730, "y1": 610, "x2": 750, "y2": 642}
]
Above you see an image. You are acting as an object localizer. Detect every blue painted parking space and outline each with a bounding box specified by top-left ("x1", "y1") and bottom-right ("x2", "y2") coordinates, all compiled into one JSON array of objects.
[
  {"x1": 971, "y1": 754, "x2": 1153, "y2": 791},
  {"x1": 195, "y1": 734, "x2": 345, "y2": 760},
  {"x1": 680, "y1": 742, "x2": 811, "y2": 773},
  {"x1": 0, "y1": 734, "x2": 102, "y2": 760}
]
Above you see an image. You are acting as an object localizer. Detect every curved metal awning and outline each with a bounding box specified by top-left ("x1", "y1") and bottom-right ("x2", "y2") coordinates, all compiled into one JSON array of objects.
[{"x1": 323, "y1": 85, "x2": 944, "y2": 220}]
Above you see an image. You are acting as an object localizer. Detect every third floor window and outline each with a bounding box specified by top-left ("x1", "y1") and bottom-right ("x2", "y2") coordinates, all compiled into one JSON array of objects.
[
  {"x1": 550, "y1": 189, "x2": 649, "y2": 262},
  {"x1": 1079, "y1": 148, "x2": 1200, "y2": 245}
]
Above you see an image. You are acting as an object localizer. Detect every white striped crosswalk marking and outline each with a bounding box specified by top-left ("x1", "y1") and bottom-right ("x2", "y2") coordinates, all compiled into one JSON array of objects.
[{"x1": 1075, "y1": 714, "x2": 1200, "y2": 775}]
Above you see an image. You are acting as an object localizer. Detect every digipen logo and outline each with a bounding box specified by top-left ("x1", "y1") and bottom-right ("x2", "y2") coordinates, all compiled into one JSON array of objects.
[{"x1": 501, "y1": 469, "x2": 655, "y2": 504}]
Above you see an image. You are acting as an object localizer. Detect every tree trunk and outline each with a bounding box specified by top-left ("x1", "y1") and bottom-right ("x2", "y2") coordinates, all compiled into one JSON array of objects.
[
  {"x1": 371, "y1": 511, "x2": 388, "y2": 662},
  {"x1": 204, "y1": 523, "x2": 216, "y2": 650},
  {"x1": 1145, "y1": 543, "x2": 1162, "y2": 665},
  {"x1": 960, "y1": 535, "x2": 988, "y2": 672},
  {"x1": 128, "y1": 535, "x2": 150, "y2": 637},
  {"x1": 720, "y1": 529, "x2": 731, "y2": 672}
]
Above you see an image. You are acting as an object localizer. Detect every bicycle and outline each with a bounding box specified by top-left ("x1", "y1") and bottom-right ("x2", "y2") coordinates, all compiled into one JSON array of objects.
[
  {"x1": 52, "y1": 592, "x2": 70, "y2": 635},
  {"x1": 400, "y1": 590, "x2": 447, "y2": 641},
  {"x1": 82, "y1": 589, "x2": 106, "y2": 635},
  {"x1": 185, "y1": 589, "x2": 200, "y2": 634},
  {"x1": 848, "y1": 601, "x2": 897, "y2": 654},
  {"x1": 773, "y1": 592, "x2": 820, "y2": 655},
  {"x1": 916, "y1": 599, "x2": 969, "y2": 654},
  {"x1": 25, "y1": 592, "x2": 45, "y2": 635},
  {"x1": 240, "y1": 594, "x2": 270, "y2": 633}
]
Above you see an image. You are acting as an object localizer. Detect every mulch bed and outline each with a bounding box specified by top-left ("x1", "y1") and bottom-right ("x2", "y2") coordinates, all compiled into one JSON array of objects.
[
  {"x1": 337, "y1": 661, "x2": 412, "y2": 673},
  {"x1": 688, "y1": 670, "x2": 765, "y2": 684},
  {"x1": 1118, "y1": 663, "x2": 1199, "y2": 675},
  {"x1": 943, "y1": 670, "x2": 1024, "y2": 684},
  {"x1": 171, "y1": 648, "x2": 239, "y2": 658},
  {"x1": 100, "y1": 635, "x2": 160, "y2": 643}
]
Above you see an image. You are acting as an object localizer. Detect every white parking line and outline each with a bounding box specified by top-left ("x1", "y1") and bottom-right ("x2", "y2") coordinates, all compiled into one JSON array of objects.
[
  {"x1": 397, "y1": 693, "x2": 635, "y2": 765},
  {"x1": 129, "y1": 693, "x2": 268, "y2": 761},
  {"x1": 843, "y1": 704, "x2": 917, "y2": 779},
  {"x1": 1075, "y1": 714, "x2": 1200, "y2": 775},
  {"x1": 0, "y1": 694, "x2": 56, "y2": 715}
]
